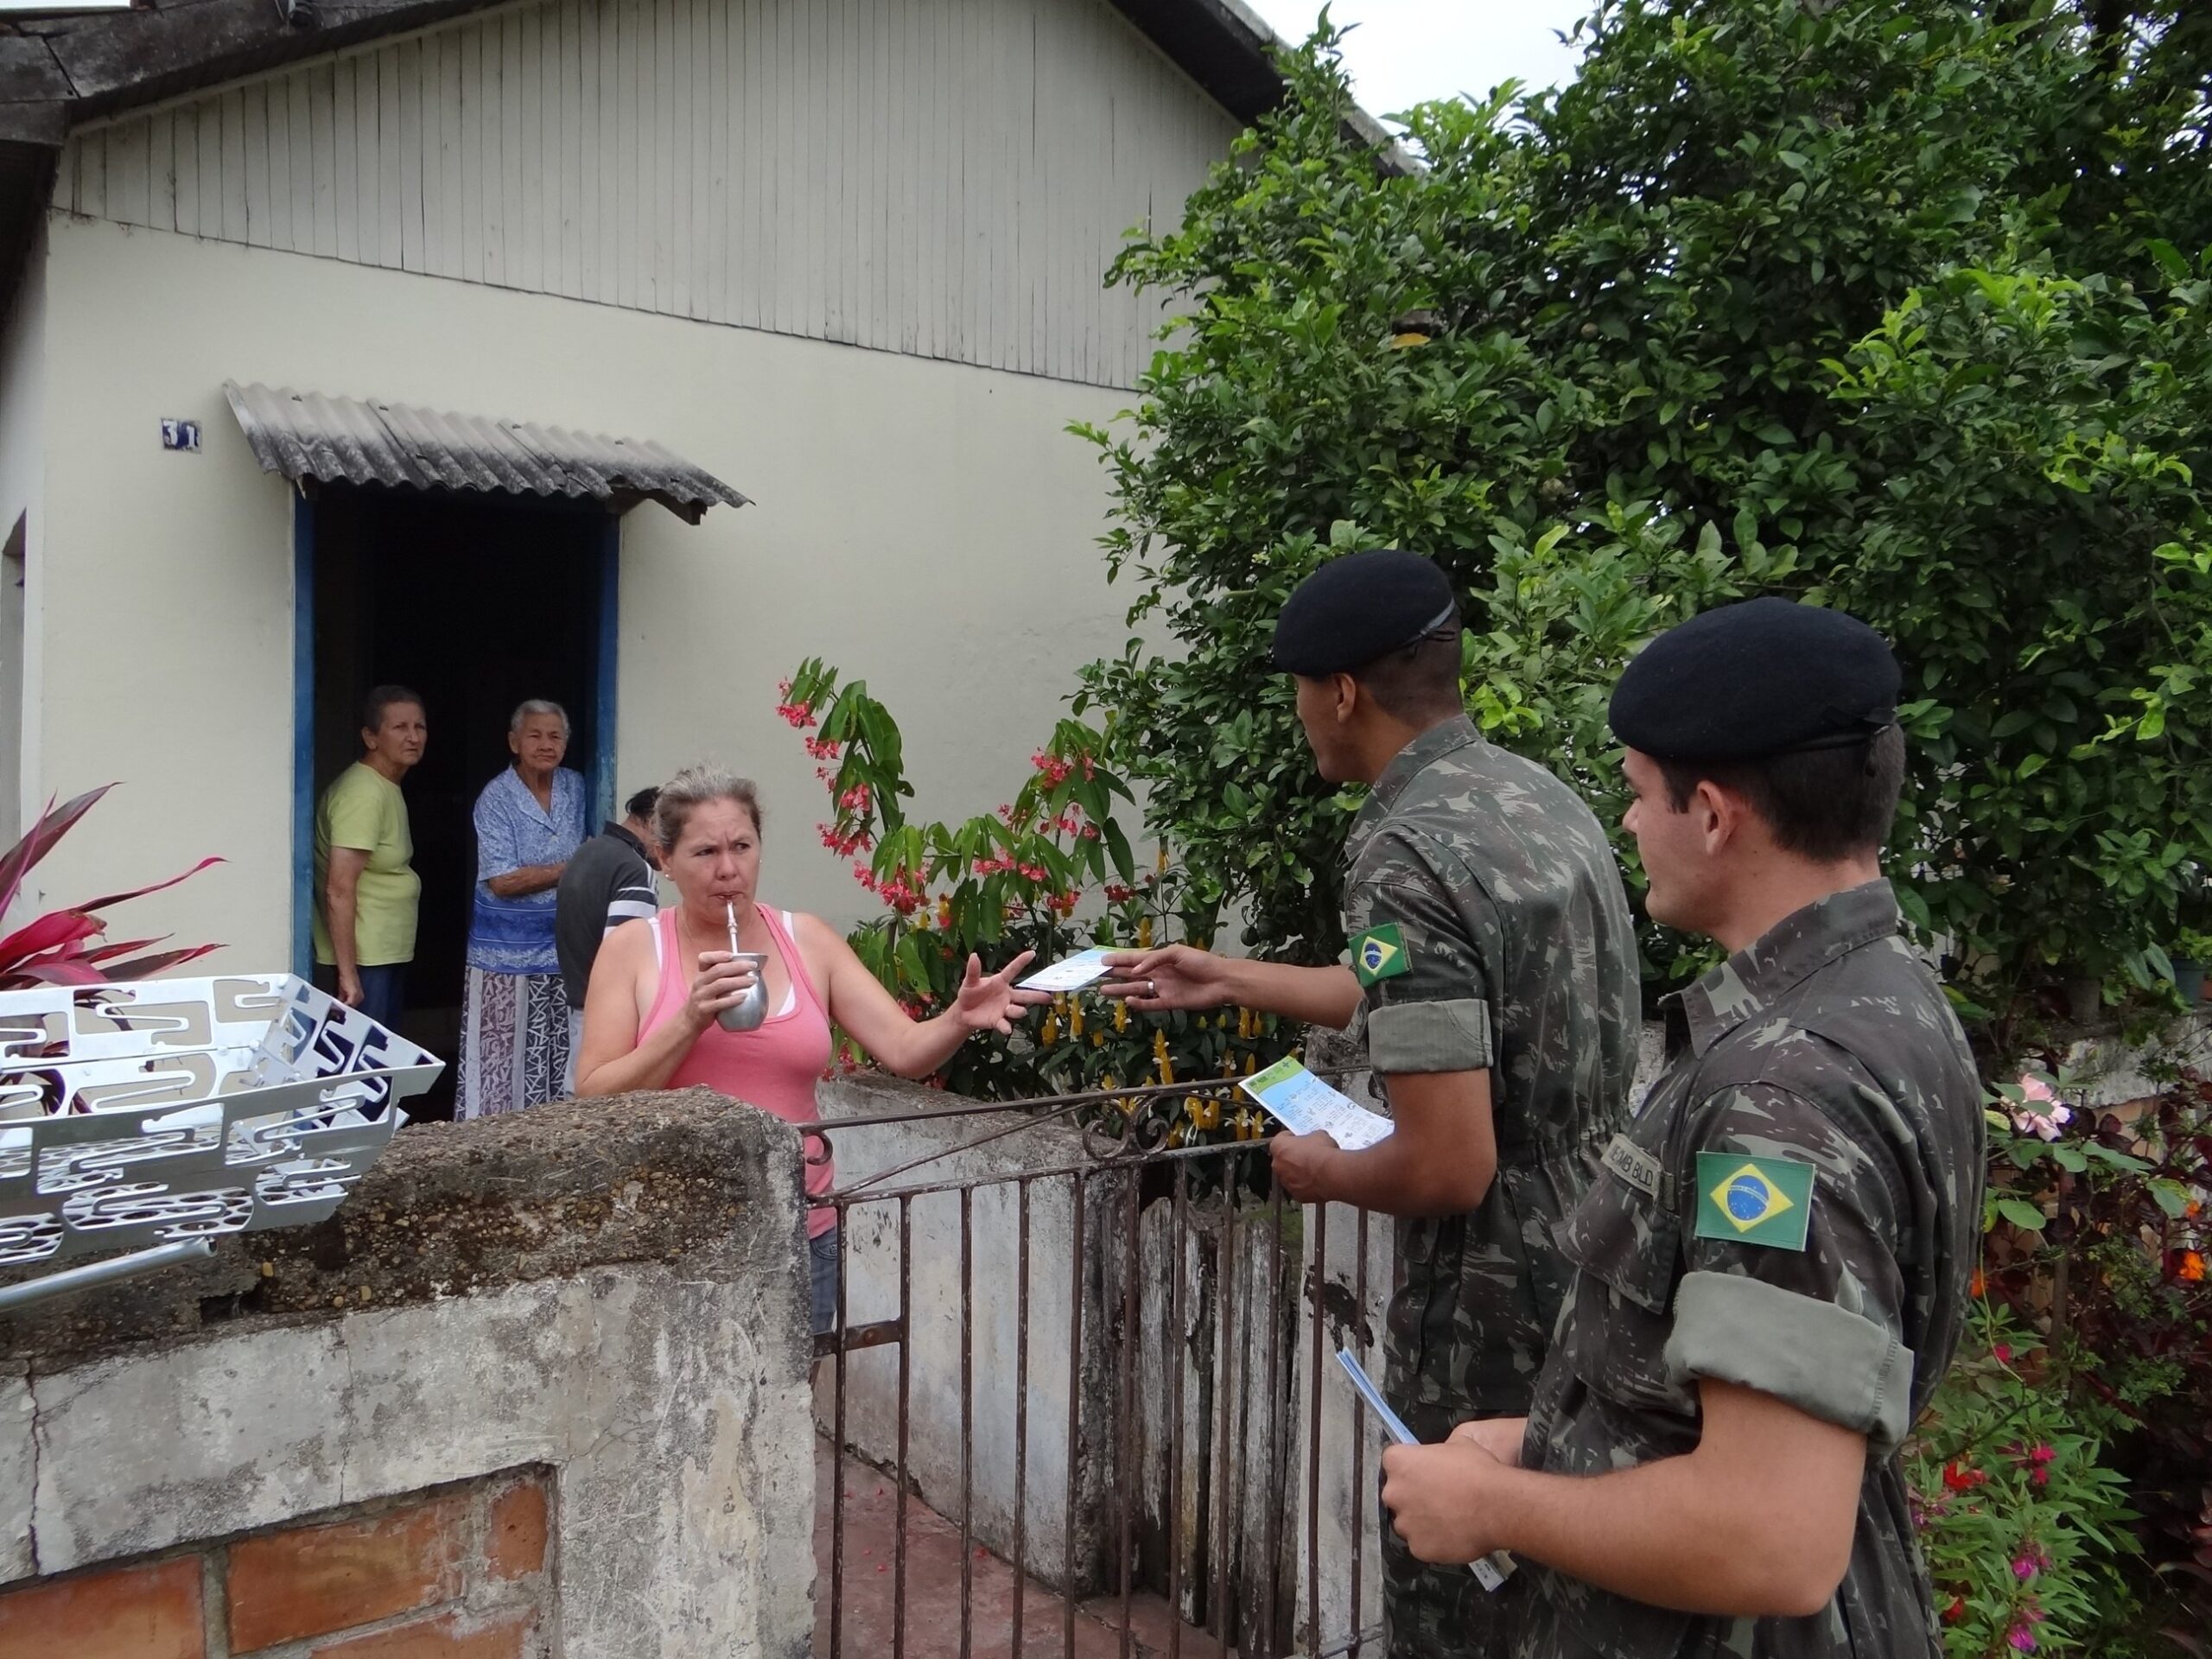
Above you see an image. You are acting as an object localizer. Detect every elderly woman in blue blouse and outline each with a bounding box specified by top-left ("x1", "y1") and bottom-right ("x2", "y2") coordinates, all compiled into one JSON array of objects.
[{"x1": 457, "y1": 700, "x2": 590, "y2": 1118}]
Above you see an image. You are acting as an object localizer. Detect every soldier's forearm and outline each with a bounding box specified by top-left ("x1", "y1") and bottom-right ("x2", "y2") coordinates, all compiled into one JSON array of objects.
[
  {"x1": 1489, "y1": 1382, "x2": 1860, "y2": 1618},
  {"x1": 1223, "y1": 959, "x2": 1362, "y2": 1029}
]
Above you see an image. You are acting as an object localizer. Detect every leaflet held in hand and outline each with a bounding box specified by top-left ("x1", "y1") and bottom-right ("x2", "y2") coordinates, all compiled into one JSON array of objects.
[
  {"x1": 1238, "y1": 1056, "x2": 1394, "y2": 1150},
  {"x1": 1016, "y1": 948, "x2": 1115, "y2": 993},
  {"x1": 1333, "y1": 1350, "x2": 1516, "y2": 1593}
]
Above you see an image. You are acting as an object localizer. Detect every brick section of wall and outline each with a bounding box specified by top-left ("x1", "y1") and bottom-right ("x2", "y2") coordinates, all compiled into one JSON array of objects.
[
  {"x1": 228, "y1": 1492, "x2": 469, "y2": 1650},
  {"x1": 0, "y1": 1554, "x2": 203, "y2": 1659},
  {"x1": 0, "y1": 1469, "x2": 554, "y2": 1659}
]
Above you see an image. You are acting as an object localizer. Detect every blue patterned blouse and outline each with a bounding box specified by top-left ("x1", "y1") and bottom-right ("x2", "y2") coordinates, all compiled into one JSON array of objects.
[{"x1": 467, "y1": 766, "x2": 588, "y2": 975}]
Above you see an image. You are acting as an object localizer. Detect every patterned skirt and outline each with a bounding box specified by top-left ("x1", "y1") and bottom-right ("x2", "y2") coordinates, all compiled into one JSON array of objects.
[{"x1": 456, "y1": 968, "x2": 572, "y2": 1120}]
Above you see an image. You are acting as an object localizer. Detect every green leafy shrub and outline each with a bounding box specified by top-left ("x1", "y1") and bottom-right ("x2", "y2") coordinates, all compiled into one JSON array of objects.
[
  {"x1": 1077, "y1": 3, "x2": 2212, "y2": 1027},
  {"x1": 777, "y1": 660, "x2": 1285, "y2": 1118},
  {"x1": 1908, "y1": 1312, "x2": 2140, "y2": 1656}
]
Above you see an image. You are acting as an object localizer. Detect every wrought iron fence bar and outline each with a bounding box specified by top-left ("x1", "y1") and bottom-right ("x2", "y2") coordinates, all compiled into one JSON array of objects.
[
  {"x1": 1306, "y1": 1204, "x2": 1327, "y2": 1655},
  {"x1": 960, "y1": 1186, "x2": 976, "y2": 1659},
  {"x1": 1166, "y1": 1160, "x2": 1189, "y2": 1659},
  {"x1": 830, "y1": 1216, "x2": 851, "y2": 1659},
  {"x1": 1215, "y1": 1178, "x2": 1239, "y2": 1655},
  {"x1": 1013, "y1": 1176, "x2": 1033, "y2": 1659},
  {"x1": 1351, "y1": 1206, "x2": 1370, "y2": 1649},
  {"x1": 827, "y1": 1136, "x2": 1268, "y2": 1211},
  {"x1": 820, "y1": 1075, "x2": 1355, "y2": 1200},
  {"x1": 1116, "y1": 1169, "x2": 1141, "y2": 1659},
  {"x1": 814, "y1": 1316, "x2": 902, "y2": 1360},
  {"x1": 894, "y1": 1194, "x2": 913, "y2": 1659},
  {"x1": 1312, "y1": 1624, "x2": 1389, "y2": 1659},
  {"x1": 1262, "y1": 1180, "x2": 1287, "y2": 1657},
  {"x1": 1064, "y1": 1171, "x2": 1086, "y2": 1659}
]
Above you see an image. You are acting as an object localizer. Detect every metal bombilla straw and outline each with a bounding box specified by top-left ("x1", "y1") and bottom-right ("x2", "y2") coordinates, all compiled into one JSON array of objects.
[{"x1": 718, "y1": 899, "x2": 769, "y2": 1031}]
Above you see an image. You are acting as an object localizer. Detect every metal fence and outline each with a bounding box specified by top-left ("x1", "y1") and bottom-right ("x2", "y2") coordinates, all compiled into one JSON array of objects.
[{"x1": 810, "y1": 1080, "x2": 1395, "y2": 1659}]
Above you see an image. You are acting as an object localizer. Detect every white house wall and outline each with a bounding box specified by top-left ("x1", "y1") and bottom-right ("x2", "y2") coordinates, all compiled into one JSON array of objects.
[
  {"x1": 0, "y1": 215, "x2": 45, "y2": 861},
  {"x1": 35, "y1": 212, "x2": 1147, "y2": 971},
  {"x1": 58, "y1": 0, "x2": 1236, "y2": 389}
]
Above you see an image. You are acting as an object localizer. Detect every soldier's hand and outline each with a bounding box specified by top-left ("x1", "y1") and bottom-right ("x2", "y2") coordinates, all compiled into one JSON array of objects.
[
  {"x1": 1269, "y1": 1130, "x2": 1340, "y2": 1204},
  {"x1": 1097, "y1": 944, "x2": 1230, "y2": 1012},
  {"x1": 1448, "y1": 1417, "x2": 1528, "y2": 1468},
  {"x1": 1381, "y1": 1437, "x2": 1511, "y2": 1565}
]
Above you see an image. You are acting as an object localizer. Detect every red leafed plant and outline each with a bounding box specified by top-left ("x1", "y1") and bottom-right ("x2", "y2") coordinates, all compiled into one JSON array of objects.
[{"x1": 0, "y1": 785, "x2": 221, "y2": 988}]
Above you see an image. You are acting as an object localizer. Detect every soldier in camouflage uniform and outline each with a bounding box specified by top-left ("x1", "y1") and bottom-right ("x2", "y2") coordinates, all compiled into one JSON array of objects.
[
  {"x1": 1379, "y1": 597, "x2": 1984, "y2": 1659},
  {"x1": 1104, "y1": 549, "x2": 1640, "y2": 1659}
]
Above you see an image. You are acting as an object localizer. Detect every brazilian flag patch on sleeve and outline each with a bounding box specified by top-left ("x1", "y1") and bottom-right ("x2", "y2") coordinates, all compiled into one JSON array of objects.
[
  {"x1": 1351, "y1": 923, "x2": 1409, "y2": 988},
  {"x1": 1693, "y1": 1152, "x2": 1815, "y2": 1251}
]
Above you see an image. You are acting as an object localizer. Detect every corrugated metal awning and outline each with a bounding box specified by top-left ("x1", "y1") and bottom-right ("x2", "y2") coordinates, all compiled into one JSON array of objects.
[{"x1": 221, "y1": 382, "x2": 749, "y2": 523}]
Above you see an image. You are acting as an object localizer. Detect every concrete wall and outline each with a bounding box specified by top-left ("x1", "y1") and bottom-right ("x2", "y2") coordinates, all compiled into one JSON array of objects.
[
  {"x1": 0, "y1": 1090, "x2": 818, "y2": 1659},
  {"x1": 31, "y1": 211, "x2": 1147, "y2": 963}
]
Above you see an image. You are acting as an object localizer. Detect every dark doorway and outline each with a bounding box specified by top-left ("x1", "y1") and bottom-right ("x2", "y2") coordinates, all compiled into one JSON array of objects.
[{"x1": 306, "y1": 488, "x2": 614, "y2": 1119}]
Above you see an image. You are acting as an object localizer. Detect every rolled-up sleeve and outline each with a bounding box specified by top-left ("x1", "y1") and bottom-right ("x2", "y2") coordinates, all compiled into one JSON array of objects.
[
  {"x1": 1662, "y1": 1082, "x2": 1916, "y2": 1450},
  {"x1": 1350, "y1": 835, "x2": 1497, "y2": 1076}
]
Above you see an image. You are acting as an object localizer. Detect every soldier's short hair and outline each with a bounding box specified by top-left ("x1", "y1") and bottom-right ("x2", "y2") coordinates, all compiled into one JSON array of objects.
[
  {"x1": 1657, "y1": 724, "x2": 1906, "y2": 861},
  {"x1": 1352, "y1": 632, "x2": 1464, "y2": 723}
]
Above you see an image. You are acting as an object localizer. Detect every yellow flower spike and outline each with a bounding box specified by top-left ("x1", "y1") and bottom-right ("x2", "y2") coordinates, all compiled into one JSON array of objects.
[
  {"x1": 1139, "y1": 916, "x2": 1154, "y2": 950},
  {"x1": 1168, "y1": 1124, "x2": 1186, "y2": 1149},
  {"x1": 1153, "y1": 1029, "x2": 1169, "y2": 1062},
  {"x1": 1193, "y1": 1096, "x2": 1221, "y2": 1131},
  {"x1": 1244, "y1": 1052, "x2": 1257, "y2": 1075},
  {"x1": 1114, "y1": 1000, "x2": 1129, "y2": 1033},
  {"x1": 1092, "y1": 1031, "x2": 1104, "y2": 1047},
  {"x1": 1040, "y1": 1014, "x2": 1059, "y2": 1046},
  {"x1": 1159, "y1": 1054, "x2": 1175, "y2": 1086},
  {"x1": 1070, "y1": 1003, "x2": 1084, "y2": 1039}
]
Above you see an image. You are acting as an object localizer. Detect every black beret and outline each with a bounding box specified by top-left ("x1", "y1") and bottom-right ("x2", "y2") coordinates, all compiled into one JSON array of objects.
[
  {"x1": 1608, "y1": 597, "x2": 1900, "y2": 762},
  {"x1": 1271, "y1": 550, "x2": 1459, "y2": 677}
]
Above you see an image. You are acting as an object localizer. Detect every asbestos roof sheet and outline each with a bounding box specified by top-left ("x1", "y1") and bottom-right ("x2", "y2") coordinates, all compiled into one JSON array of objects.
[{"x1": 221, "y1": 382, "x2": 749, "y2": 522}]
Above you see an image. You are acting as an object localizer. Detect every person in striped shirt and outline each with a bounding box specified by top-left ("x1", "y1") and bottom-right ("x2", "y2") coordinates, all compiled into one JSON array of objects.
[{"x1": 556, "y1": 785, "x2": 664, "y2": 1095}]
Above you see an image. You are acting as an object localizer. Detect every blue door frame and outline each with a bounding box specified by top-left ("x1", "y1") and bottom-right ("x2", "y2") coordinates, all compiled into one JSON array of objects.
[{"x1": 290, "y1": 495, "x2": 623, "y2": 982}]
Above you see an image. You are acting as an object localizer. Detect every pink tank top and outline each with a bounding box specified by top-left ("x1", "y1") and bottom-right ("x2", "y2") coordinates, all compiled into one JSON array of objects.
[{"x1": 641, "y1": 904, "x2": 837, "y2": 1236}]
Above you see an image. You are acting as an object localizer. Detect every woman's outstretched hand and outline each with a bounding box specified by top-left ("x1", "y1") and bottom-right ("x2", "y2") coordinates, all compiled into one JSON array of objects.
[{"x1": 952, "y1": 950, "x2": 1050, "y2": 1034}]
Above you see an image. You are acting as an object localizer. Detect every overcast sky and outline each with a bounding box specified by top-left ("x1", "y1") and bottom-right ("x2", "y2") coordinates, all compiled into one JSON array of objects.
[{"x1": 1242, "y1": 0, "x2": 1593, "y2": 118}]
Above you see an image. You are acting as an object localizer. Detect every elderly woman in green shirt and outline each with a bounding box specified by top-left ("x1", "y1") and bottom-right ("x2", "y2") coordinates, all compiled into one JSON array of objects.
[{"x1": 313, "y1": 684, "x2": 427, "y2": 1029}]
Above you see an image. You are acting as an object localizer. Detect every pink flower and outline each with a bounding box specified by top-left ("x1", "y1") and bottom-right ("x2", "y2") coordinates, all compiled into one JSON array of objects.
[
  {"x1": 2018, "y1": 1073, "x2": 2059, "y2": 1105},
  {"x1": 2009, "y1": 1627, "x2": 2036, "y2": 1653},
  {"x1": 2012, "y1": 1104, "x2": 2072, "y2": 1141}
]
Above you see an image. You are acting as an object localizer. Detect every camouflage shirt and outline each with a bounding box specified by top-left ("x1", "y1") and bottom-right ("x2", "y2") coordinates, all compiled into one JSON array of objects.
[
  {"x1": 1342, "y1": 716, "x2": 1639, "y2": 1657},
  {"x1": 1342, "y1": 715, "x2": 1640, "y2": 1419},
  {"x1": 1516, "y1": 880, "x2": 1985, "y2": 1659}
]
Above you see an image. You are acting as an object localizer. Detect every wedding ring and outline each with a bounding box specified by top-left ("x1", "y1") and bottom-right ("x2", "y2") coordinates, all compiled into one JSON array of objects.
[{"x1": 1147, "y1": 980, "x2": 1158, "y2": 998}]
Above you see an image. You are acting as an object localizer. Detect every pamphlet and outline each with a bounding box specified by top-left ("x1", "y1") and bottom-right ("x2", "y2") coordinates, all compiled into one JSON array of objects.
[
  {"x1": 1238, "y1": 1056, "x2": 1395, "y2": 1150},
  {"x1": 1334, "y1": 1349, "x2": 1516, "y2": 1592},
  {"x1": 1016, "y1": 947, "x2": 1116, "y2": 993}
]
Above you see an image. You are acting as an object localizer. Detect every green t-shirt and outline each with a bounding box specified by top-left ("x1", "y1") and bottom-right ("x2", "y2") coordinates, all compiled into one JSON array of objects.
[{"x1": 313, "y1": 763, "x2": 420, "y2": 967}]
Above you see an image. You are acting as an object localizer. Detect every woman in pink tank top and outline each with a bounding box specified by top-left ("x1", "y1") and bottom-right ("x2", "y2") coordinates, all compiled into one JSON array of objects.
[{"x1": 574, "y1": 766, "x2": 1046, "y2": 1336}]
